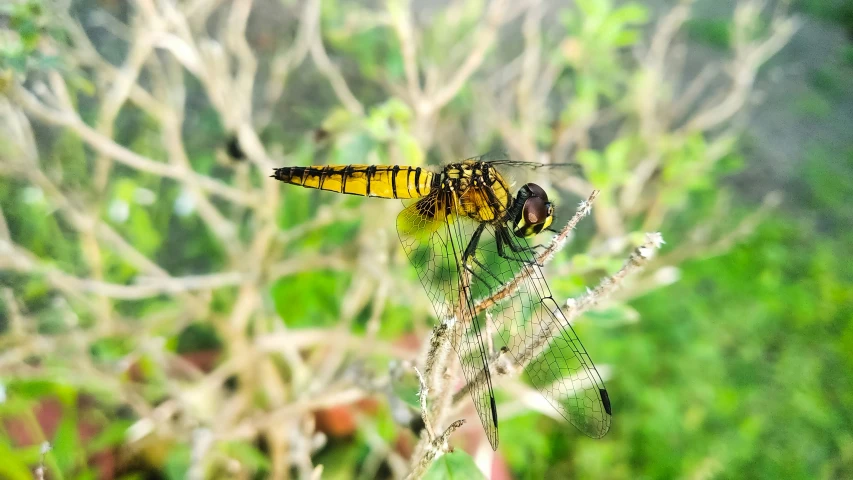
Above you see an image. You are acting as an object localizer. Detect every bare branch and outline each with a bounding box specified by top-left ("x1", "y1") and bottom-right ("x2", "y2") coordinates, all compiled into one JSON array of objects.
[
  {"x1": 12, "y1": 85, "x2": 258, "y2": 207},
  {"x1": 414, "y1": 366, "x2": 436, "y2": 440},
  {"x1": 310, "y1": 0, "x2": 364, "y2": 116},
  {"x1": 404, "y1": 420, "x2": 466, "y2": 480},
  {"x1": 0, "y1": 240, "x2": 244, "y2": 299},
  {"x1": 428, "y1": 0, "x2": 512, "y2": 113},
  {"x1": 683, "y1": 7, "x2": 799, "y2": 132}
]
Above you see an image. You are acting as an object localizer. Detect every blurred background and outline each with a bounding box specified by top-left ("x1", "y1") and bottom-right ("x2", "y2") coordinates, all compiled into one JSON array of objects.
[{"x1": 1, "y1": 0, "x2": 851, "y2": 478}]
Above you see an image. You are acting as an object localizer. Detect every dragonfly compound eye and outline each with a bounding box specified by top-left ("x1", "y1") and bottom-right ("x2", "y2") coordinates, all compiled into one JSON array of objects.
[
  {"x1": 523, "y1": 197, "x2": 547, "y2": 224},
  {"x1": 513, "y1": 199, "x2": 547, "y2": 237}
]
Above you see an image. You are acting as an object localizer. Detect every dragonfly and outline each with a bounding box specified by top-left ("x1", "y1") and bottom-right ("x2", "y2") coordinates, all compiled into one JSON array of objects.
[{"x1": 272, "y1": 153, "x2": 611, "y2": 449}]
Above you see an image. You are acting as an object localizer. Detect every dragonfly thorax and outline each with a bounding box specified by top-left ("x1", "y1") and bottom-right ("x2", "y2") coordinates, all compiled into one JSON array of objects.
[{"x1": 439, "y1": 162, "x2": 514, "y2": 223}]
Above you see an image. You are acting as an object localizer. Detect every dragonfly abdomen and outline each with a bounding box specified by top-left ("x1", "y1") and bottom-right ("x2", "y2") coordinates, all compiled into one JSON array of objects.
[{"x1": 273, "y1": 165, "x2": 433, "y2": 199}]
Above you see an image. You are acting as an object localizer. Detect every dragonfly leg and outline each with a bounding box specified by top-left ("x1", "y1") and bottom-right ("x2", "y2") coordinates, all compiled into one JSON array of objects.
[
  {"x1": 461, "y1": 223, "x2": 486, "y2": 264},
  {"x1": 460, "y1": 223, "x2": 500, "y2": 287},
  {"x1": 495, "y1": 227, "x2": 543, "y2": 267},
  {"x1": 469, "y1": 256, "x2": 504, "y2": 288}
]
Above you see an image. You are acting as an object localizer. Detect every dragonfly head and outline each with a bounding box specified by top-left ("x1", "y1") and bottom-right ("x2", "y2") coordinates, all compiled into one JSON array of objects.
[{"x1": 512, "y1": 183, "x2": 554, "y2": 238}]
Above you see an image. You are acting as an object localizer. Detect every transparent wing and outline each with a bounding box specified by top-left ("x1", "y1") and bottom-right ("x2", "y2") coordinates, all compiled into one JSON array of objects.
[
  {"x1": 478, "y1": 226, "x2": 613, "y2": 438},
  {"x1": 397, "y1": 190, "x2": 501, "y2": 448},
  {"x1": 397, "y1": 182, "x2": 611, "y2": 449},
  {"x1": 458, "y1": 173, "x2": 610, "y2": 437},
  {"x1": 462, "y1": 150, "x2": 580, "y2": 170}
]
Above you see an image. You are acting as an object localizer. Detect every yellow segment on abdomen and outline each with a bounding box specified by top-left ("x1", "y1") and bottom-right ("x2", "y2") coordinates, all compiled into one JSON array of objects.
[{"x1": 272, "y1": 165, "x2": 434, "y2": 199}]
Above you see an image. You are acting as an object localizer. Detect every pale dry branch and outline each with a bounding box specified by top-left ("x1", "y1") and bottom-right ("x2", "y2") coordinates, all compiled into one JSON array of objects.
[
  {"x1": 2, "y1": 288, "x2": 25, "y2": 338},
  {"x1": 414, "y1": 366, "x2": 436, "y2": 440},
  {"x1": 405, "y1": 420, "x2": 466, "y2": 480},
  {"x1": 683, "y1": 5, "x2": 799, "y2": 132},
  {"x1": 670, "y1": 63, "x2": 721, "y2": 123},
  {"x1": 92, "y1": 22, "x2": 157, "y2": 190},
  {"x1": 429, "y1": 0, "x2": 516, "y2": 112},
  {"x1": 309, "y1": 3, "x2": 365, "y2": 117},
  {"x1": 12, "y1": 84, "x2": 258, "y2": 206},
  {"x1": 9, "y1": 164, "x2": 212, "y2": 314},
  {"x1": 389, "y1": 0, "x2": 422, "y2": 105},
  {"x1": 0, "y1": 204, "x2": 10, "y2": 242},
  {"x1": 35, "y1": 442, "x2": 51, "y2": 480},
  {"x1": 230, "y1": 387, "x2": 368, "y2": 439},
  {"x1": 637, "y1": 1, "x2": 693, "y2": 141},
  {"x1": 256, "y1": 0, "x2": 319, "y2": 128},
  {"x1": 0, "y1": 240, "x2": 243, "y2": 299},
  {"x1": 388, "y1": 0, "x2": 526, "y2": 147}
]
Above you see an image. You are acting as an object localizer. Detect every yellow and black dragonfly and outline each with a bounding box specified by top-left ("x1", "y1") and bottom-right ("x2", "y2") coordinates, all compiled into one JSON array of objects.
[{"x1": 272, "y1": 153, "x2": 611, "y2": 449}]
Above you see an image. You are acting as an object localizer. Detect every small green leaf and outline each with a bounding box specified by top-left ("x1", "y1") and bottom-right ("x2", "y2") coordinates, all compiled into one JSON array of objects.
[
  {"x1": 270, "y1": 270, "x2": 352, "y2": 327},
  {"x1": 221, "y1": 441, "x2": 271, "y2": 471},
  {"x1": 333, "y1": 133, "x2": 374, "y2": 165},
  {"x1": 87, "y1": 420, "x2": 134, "y2": 453},
  {"x1": 398, "y1": 133, "x2": 425, "y2": 166},
  {"x1": 164, "y1": 444, "x2": 191, "y2": 480},
  {"x1": 36, "y1": 54, "x2": 61, "y2": 70},
  {"x1": 583, "y1": 304, "x2": 641, "y2": 327},
  {"x1": 614, "y1": 30, "x2": 640, "y2": 47},
  {"x1": 0, "y1": 441, "x2": 32, "y2": 480},
  {"x1": 423, "y1": 451, "x2": 486, "y2": 480},
  {"x1": 390, "y1": 367, "x2": 421, "y2": 409},
  {"x1": 322, "y1": 107, "x2": 354, "y2": 133},
  {"x1": 52, "y1": 400, "x2": 82, "y2": 474},
  {"x1": 610, "y1": 3, "x2": 648, "y2": 25}
]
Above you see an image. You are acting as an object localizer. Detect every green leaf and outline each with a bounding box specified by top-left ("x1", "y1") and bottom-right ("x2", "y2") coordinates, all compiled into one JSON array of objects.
[
  {"x1": 610, "y1": 3, "x2": 648, "y2": 26},
  {"x1": 4, "y1": 49, "x2": 28, "y2": 73},
  {"x1": 390, "y1": 367, "x2": 421, "y2": 409},
  {"x1": 322, "y1": 107, "x2": 355, "y2": 133},
  {"x1": 604, "y1": 136, "x2": 633, "y2": 174},
  {"x1": 574, "y1": 0, "x2": 609, "y2": 27},
  {"x1": 398, "y1": 133, "x2": 425, "y2": 166},
  {"x1": 164, "y1": 445, "x2": 191, "y2": 480},
  {"x1": 378, "y1": 302, "x2": 416, "y2": 339},
  {"x1": 333, "y1": 133, "x2": 374, "y2": 165},
  {"x1": 220, "y1": 441, "x2": 271, "y2": 472},
  {"x1": 613, "y1": 30, "x2": 640, "y2": 47},
  {"x1": 500, "y1": 413, "x2": 551, "y2": 476},
  {"x1": 127, "y1": 206, "x2": 161, "y2": 255},
  {"x1": 0, "y1": 441, "x2": 33, "y2": 480},
  {"x1": 270, "y1": 270, "x2": 352, "y2": 327},
  {"x1": 35, "y1": 54, "x2": 61, "y2": 70},
  {"x1": 583, "y1": 304, "x2": 641, "y2": 327},
  {"x1": 422, "y1": 451, "x2": 486, "y2": 480},
  {"x1": 52, "y1": 398, "x2": 81, "y2": 474},
  {"x1": 311, "y1": 443, "x2": 361, "y2": 480},
  {"x1": 6, "y1": 378, "x2": 68, "y2": 399},
  {"x1": 685, "y1": 18, "x2": 732, "y2": 50},
  {"x1": 87, "y1": 420, "x2": 134, "y2": 453}
]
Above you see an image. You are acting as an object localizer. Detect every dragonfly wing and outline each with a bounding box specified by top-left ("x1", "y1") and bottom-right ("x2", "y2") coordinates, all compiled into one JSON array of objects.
[
  {"x1": 481, "y1": 227, "x2": 612, "y2": 438},
  {"x1": 397, "y1": 184, "x2": 611, "y2": 447},
  {"x1": 463, "y1": 150, "x2": 510, "y2": 163},
  {"x1": 397, "y1": 191, "x2": 501, "y2": 449}
]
